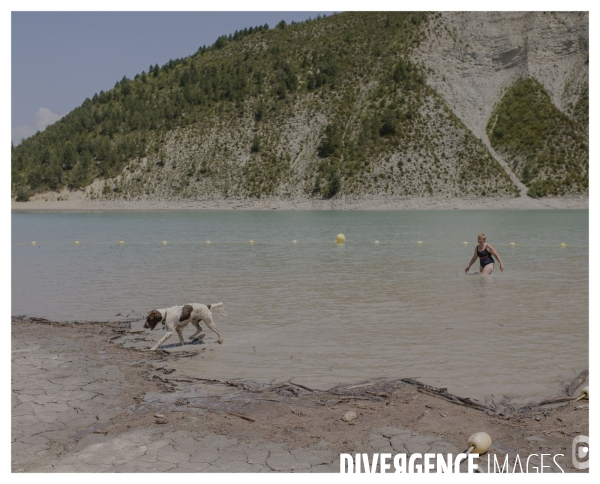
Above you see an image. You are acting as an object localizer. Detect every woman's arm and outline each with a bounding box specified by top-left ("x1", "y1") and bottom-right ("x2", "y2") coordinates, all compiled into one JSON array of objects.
[
  {"x1": 465, "y1": 248, "x2": 478, "y2": 272},
  {"x1": 487, "y1": 244, "x2": 504, "y2": 271}
]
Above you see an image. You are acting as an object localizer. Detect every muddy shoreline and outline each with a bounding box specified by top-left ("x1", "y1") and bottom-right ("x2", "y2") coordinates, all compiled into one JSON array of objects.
[
  {"x1": 12, "y1": 317, "x2": 588, "y2": 473},
  {"x1": 11, "y1": 194, "x2": 589, "y2": 212}
]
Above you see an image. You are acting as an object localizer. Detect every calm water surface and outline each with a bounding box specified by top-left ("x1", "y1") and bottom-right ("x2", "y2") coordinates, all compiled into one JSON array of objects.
[{"x1": 12, "y1": 210, "x2": 588, "y2": 404}]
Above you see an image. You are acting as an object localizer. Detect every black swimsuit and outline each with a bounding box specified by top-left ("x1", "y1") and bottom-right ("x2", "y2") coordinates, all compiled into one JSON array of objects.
[{"x1": 477, "y1": 245, "x2": 494, "y2": 268}]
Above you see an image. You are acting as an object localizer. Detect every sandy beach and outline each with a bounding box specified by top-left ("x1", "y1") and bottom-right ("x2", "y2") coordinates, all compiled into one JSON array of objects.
[
  {"x1": 12, "y1": 317, "x2": 588, "y2": 473},
  {"x1": 11, "y1": 193, "x2": 589, "y2": 212}
]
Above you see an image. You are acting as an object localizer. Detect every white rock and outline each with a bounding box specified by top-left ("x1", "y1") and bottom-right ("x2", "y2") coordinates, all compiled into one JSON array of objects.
[{"x1": 341, "y1": 411, "x2": 357, "y2": 422}]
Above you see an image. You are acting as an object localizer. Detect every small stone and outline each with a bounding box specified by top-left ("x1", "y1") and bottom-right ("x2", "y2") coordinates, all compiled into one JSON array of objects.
[
  {"x1": 416, "y1": 410, "x2": 428, "y2": 421},
  {"x1": 341, "y1": 411, "x2": 357, "y2": 422},
  {"x1": 154, "y1": 414, "x2": 165, "y2": 419},
  {"x1": 440, "y1": 413, "x2": 447, "y2": 417},
  {"x1": 526, "y1": 435, "x2": 548, "y2": 443}
]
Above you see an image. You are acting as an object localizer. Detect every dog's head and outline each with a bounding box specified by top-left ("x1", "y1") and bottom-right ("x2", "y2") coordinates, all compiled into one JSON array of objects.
[{"x1": 144, "y1": 310, "x2": 163, "y2": 330}]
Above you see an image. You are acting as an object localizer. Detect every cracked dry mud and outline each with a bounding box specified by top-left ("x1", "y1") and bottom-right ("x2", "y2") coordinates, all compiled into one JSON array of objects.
[{"x1": 12, "y1": 318, "x2": 588, "y2": 473}]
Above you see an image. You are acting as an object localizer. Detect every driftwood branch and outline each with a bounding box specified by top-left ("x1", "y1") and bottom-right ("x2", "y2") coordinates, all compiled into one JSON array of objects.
[
  {"x1": 288, "y1": 381, "x2": 318, "y2": 393},
  {"x1": 536, "y1": 397, "x2": 573, "y2": 407},
  {"x1": 265, "y1": 382, "x2": 290, "y2": 392},
  {"x1": 417, "y1": 388, "x2": 466, "y2": 406},
  {"x1": 344, "y1": 378, "x2": 389, "y2": 390},
  {"x1": 406, "y1": 379, "x2": 495, "y2": 412},
  {"x1": 366, "y1": 391, "x2": 391, "y2": 398},
  {"x1": 226, "y1": 411, "x2": 256, "y2": 422},
  {"x1": 186, "y1": 377, "x2": 253, "y2": 391},
  {"x1": 566, "y1": 369, "x2": 588, "y2": 396}
]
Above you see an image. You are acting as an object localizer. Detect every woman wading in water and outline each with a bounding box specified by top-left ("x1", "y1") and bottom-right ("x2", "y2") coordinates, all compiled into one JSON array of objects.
[{"x1": 465, "y1": 233, "x2": 504, "y2": 275}]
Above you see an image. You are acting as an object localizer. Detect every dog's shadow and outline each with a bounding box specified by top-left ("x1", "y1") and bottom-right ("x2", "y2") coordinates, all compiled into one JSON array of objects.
[
  {"x1": 157, "y1": 334, "x2": 207, "y2": 350},
  {"x1": 159, "y1": 341, "x2": 206, "y2": 349}
]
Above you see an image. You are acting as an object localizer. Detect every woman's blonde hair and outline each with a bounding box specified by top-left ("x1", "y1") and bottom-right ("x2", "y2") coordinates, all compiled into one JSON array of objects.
[{"x1": 478, "y1": 233, "x2": 487, "y2": 241}]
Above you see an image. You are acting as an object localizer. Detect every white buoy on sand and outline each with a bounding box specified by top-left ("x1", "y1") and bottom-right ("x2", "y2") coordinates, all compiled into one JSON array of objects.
[
  {"x1": 249, "y1": 240, "x2": 254, "y2": 244},
  {"x1": 75, "y1": 241, "x2": 80, "y2": 245},
  {"x1": 510, "y1": 242, "x2": 516, "y2": 246},
  {"x1": 336, "y1": 234, "x2": 345, "y2": 244},
  {"x1": 292, "y1": 240, "x2": 297, "y2": 244},
  {"x1": 453, "y1": 432, "x2": 492, "y2": 470},
  {"x1": 560, "y1": 243, "x2": 567, "y2": 247},
  {"x1": 574, "y1": 386, "x2": 589, "y2": 401},
  {"x1": 119, "y1": 241, "x2": 124, "y2": 244},
  {"x1": 417, "y1": 241, "x2": 422, "y2": 244},
  {"x1": 162, "y1": 241, "x2": 167, "y2": 245},
  {"x1": 462, "y1": 241, "x2": 468, "y2": 245},
  {"x1": 466, "y1": 432, "x2": 492, "y2": 454},
  {"x1": 31, "y1": 241, "x2": 36, "y2": 245},
  {"x1": 206, "y1": 241, "x2": 210, "y2": 244},
  {"x1": 374, "y1": 240, "x2": 380, "y2": 244}
]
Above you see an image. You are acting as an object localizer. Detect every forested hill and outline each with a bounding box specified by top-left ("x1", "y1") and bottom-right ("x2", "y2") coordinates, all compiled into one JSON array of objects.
[{"x1": 11, "y1": 11, "x2": 588, "y2": 202}]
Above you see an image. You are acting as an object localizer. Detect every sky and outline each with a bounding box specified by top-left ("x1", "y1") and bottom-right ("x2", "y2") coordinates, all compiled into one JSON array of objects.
[{"x1": 11, "y1": 11, "x2": 335, "y2": 145}]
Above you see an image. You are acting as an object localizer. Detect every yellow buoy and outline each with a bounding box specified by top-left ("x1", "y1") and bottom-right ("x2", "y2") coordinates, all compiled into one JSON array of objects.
[
  {"x1": 119, "y1": 241, "x2": 124, "y2": 244},
  {"x1": 336, "y1": 234, "x2": 345, "y2": 244},
  {"x1": 417, "y1": 241, "x2": 422, "y2": 244},
  {"x1": 462, "y1": 241, "x2": 468, "y2": 245},
  {"x1": 249, "y1": 240, "x2": 254, "y2": 244},
  {"x1": 162, "y1": 241, "x2": 167, "y2": 245},
  {"x1": 509, "y1": 242, "x2": 516, "y2": 246},
  {"x1": 31, "y1": 241, "x2": 36, "y2": 245},
  {"x1": 206, "y1": 241, "x2": 210, "y2": 244},
  {"x1": 560, "y1": 243, "x2": 566, "y2": 247},
  {"x1": 467, "y1": 432, "x2": 492, "y2": 455},
  {"x1": 292, "y1": 240, "x2": 297, "y2": 244},
  {"x1": 374, "y1": 241, "x2": 380, "y2": 244},
  {"x1": 75, "y1": 241, "x2": 80, "y2": 245},
  {"x1": 574, "y1": 386, "x2": 589, "y2": 401}
]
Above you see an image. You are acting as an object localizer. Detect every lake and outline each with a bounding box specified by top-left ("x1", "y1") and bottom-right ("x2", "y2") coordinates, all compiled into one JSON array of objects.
[{"x1": 11, "y1": 210, "x2": 588, "y2": 405}]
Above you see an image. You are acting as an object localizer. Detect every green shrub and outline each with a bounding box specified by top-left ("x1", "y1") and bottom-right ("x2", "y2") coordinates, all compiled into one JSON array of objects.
[
  {"x1": 323, "y1": 173, "x2": 341, "y2": 198},
  {"x1": 317, "y1": 124, "x2": 342, "y2": 157},
  {"x1": 251, "y1": 136, "x2": 261, "y2": 153},
  {"x1": 15, "y1": 188, "x2": 30, "y2": 202},
  {"x1": 487, "y1": 77, "x2": 588, "y2": 196}
]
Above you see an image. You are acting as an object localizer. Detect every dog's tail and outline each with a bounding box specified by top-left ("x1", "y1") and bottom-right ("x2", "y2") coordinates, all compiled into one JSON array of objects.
[{"x1": 210, "y1": 302, "x2": 227, "y2": 319}]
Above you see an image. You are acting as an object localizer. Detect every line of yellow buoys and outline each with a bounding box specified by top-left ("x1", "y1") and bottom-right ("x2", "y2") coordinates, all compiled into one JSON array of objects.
[{"x1": 18, "y1": 236, "x2": 580, "y2": 247}]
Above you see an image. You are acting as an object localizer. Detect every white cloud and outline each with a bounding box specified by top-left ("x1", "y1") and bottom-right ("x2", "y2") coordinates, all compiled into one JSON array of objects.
[
  {"x1": 33, "y1": 108, "x2": 62, "y2": 130},
  {"x1": 12, "y1": 108, "x2": 64, "y2": 146}
]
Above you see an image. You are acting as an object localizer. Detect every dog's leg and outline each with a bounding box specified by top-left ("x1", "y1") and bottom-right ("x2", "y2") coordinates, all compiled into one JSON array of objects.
[
  {"x1": 150, "y1": 331, "x2": 173, "y2": 351},
  {"x1": 175, "y1": 327, "x2": 185, "y2": 347},
  {"x1": 203, "y1": 316, "x2": 224, "y2": 344},
  {"x1": 188, "y1": 320, "x2": 203, "y2": 340}
]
